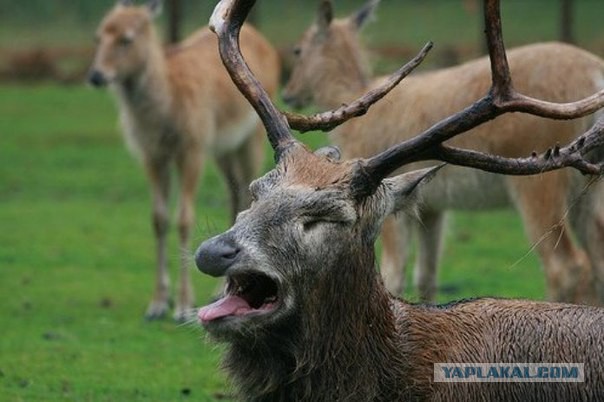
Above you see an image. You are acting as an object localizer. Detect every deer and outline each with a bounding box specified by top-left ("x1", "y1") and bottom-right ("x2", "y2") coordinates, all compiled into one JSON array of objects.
[
  {"x1": 282, "y1": 0, "x2": 604, "y2": 305},
  {"x1": 193, "y1": 0, "x2": 604, "y2": 400},
  {"x1": 88, "y1": 0, "x2": 280, "y2": 321}
]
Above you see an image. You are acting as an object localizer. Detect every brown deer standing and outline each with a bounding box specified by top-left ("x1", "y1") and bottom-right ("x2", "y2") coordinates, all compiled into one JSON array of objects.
[
  {"x1": 194, "y1": 0, "x2": 604, "y2": 400},
  {"x1": 88, "y1": 0, "x2": 280, "y2": 320},
  {"x1": 282, "y1": 0, "x2": 604, "y2": 304}
]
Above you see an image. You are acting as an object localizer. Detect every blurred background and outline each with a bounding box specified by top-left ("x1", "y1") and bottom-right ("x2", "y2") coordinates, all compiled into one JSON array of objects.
[
  {"x1": 2, "y1": 0, "x2": 604, "y2": 83},
  {"x1": 1, "y1": 0, "x2": 603, "y2": 401}
]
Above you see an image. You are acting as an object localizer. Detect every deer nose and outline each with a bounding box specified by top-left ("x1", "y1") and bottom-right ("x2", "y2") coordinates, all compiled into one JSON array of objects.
[
  {"x1": 87, "y1": 70, "x2": 107, "y2": 87},
  {"x1": 194, "y1": 234, "x2": 241, "y2": 277},
  {"x1": 281, "y1": 89, "x2": 301, "y2": 108},
  {"x1": 281, "y1": 93, "x2": 298, "y2": 108}
]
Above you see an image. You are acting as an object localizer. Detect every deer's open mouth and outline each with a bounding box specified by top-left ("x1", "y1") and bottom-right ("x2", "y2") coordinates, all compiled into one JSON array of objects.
[{"x1": 198, "y1": 272, "x2": 280, "y2": 324}]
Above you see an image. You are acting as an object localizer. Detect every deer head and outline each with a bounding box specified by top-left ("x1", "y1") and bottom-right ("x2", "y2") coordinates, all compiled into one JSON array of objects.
[
  {"x1": 196, "y1": 0, "x2": 440, "y2": 340},
  {"x1": 88, "y1": 0, "x2": 163, "y2": 87},
  {"x1": 282, "y1": 0, "x2": 378, "y2": 109},
  {"x1": 196, "y1": 140, "x2": 437, "y2": 339},
  {"x1": 195, "y1": 0, "x2": 604, "y2": 396}
]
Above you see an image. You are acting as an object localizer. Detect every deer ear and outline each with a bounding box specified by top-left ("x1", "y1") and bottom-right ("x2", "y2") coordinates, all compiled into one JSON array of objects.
[
  {"x1": 118, "y1": 0, "x2": 134, "y2": 6},
  {"x1": 316, "y1": 0, "x2": 334, "y2": 34},
  {"x1": 147, "y1": 0, "x2": 162, "y2": 17},
  {"x1": 350, "y1": 0, "x2": 379, "y2": 31},
  {"x1": 383, "y1": 164, "x2": 444, "y2": 215}
]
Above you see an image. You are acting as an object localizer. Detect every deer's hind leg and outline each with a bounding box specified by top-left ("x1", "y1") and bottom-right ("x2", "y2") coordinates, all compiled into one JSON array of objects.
[
  {"x1": 144, "y1": 157, "x2": 172, "y2": 320},
  {"x1": 569, "y1": 177, "x2": 604, "y2": 304},
  {"x1": 508, "y1": 173, "x2": 594, "y2": 304},
  {"x1": 173, "y1": 145, "x2": 204, "y2": 322}
]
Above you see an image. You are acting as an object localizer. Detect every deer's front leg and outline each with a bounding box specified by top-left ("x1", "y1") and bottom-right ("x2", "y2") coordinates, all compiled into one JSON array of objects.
[
  {"x1": 174, "y1": 149, "x2": 203, "y2": 322},
  {"x1": 145, "y1": 159, "x2": 172, "y2": 320},
  {"x1": 216, "y1": 154, "x2": 240, "y2": 223},
  {"x1": 380, "y1": 215, "x2": 412, "y2": 297},
  {"x1": 414, "y1": 210, "x2": 446, "y2": 303}
]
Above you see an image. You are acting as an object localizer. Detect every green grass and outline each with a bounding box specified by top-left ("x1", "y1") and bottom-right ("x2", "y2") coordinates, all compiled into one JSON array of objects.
[
  {"x1": 0, "y1": 84, "x2": 230, "y2": 401},
  {"x1": 0, "y1": 79, "x2": 548, "y2": 401}
]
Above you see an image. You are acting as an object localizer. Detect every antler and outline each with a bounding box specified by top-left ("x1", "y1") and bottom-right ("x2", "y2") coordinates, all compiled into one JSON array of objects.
[
  {"x1": 354, "y1": 0, "x2": 604, "y2": 196},
  {"x1": 210, "y1": 0, "x2": 432, "y2": 158},
  {"x1": 213, "y1": 0, "x2": 603, "y2": 199},
  {"x1": 210, "y1": 0, "x2": 294, "y2": 158}
]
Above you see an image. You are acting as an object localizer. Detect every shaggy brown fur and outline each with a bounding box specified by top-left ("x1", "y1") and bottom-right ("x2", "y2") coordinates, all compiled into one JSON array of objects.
[{"x1": 196, "y1": 144, "x2": 604, "y2": 401}]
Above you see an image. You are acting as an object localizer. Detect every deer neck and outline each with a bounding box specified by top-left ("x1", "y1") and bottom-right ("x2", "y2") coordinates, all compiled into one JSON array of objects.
[
  {"x1": 113, "y1": 40, "x2": 172, "y2": 120},
  {"x1": 224, "y1": 244, "x2": 407, "y2": 402}
]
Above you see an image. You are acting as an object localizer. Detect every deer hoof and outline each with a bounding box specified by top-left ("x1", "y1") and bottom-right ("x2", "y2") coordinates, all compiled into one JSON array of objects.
[
  {"x1": 145, "y1": 300, "x2": 170, "y2": 321},
  {"x1": 173, "y1": 305, "x2": 195, "y2": 323}
]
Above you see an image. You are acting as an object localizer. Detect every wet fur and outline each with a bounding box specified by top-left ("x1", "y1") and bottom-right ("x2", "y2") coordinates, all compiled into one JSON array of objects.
[{"x1": 200, "y1": 146, "x2": 604, "y2": 401}]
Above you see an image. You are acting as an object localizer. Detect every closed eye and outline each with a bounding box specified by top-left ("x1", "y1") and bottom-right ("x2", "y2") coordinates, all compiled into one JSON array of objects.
[
  {"x1": 302, "y1": 216, "x2": 346, "y2": 232},
  {"x1": 303, "y1": 218, "x2": 322, "y2": 232}
]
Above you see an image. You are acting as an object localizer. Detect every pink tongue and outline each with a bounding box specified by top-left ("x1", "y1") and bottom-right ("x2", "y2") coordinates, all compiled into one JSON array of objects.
[{"x1": 198, "y1": 295, "x2": 252, "y2": 323}]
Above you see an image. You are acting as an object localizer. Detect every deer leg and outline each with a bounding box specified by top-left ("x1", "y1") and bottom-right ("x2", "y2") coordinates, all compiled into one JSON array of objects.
[
  {"x1": 414, "y1": 210, "x2": 446, "y2": 303},
  {"x1": 216, "y1": 153, "x2": 241, "y2": 224},
  {"x1": 591, "y1": 214, "x2": 604, "y2": 304},
  {"x1": 173, "y1": 149, "x2": 203, "y2": 322},
  {"x1": 508, "y1": 174, "x2": 594, "y2": 304},
  {"x1": 535, "y1": 224, "x2": 592, "y2": 304},
  {"x1": 144, "y1": 159, "x2": 172, "y2": 320},
  {"x1": 569, "y1": 179, "x2": 604, "y2": 304},
  {"x1": 235, "y1": 125, "x2": 266, "y2": 209},
  {"x1": 221, "y1": 127, "x2": 266, "y2": 221},
  {"x1": 380, "y1": 215, "x2": 412, "y2": 296}
]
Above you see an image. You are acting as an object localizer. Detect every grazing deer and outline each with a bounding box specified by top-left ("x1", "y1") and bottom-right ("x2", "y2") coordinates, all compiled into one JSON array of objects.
[
  {"x1": 194, "y1": 0, "x2": 604, "y2": 400},
  {"x1": 88, "y1": 0, "x2": 280, "y2": 320},
  {"x1": 282, "y1": 0, "x2": 604, "y2": 304}
]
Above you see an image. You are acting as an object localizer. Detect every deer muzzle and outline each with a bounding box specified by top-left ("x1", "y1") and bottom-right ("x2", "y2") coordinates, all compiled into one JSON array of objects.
[
  {"x1": 87, "y1": 69, "x2": 109, "y2": 88},
  {"x1": 194, "y1": 233, "x2": 241, "y2": 277}
]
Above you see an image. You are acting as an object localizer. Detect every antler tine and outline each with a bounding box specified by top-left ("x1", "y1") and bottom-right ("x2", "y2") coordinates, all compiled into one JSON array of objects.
[
  {"x1": 356, "y1": 0, "x2": 604, "y2": 197},
  {"x1": 210, "y1": 0, "x2": 295, "y2": 157},
  {"x1": 419, "y1": 115, "x2": 604, "y2": 176},
  {"x1": 284, "y1": 41, "x2": 433, "y2": 133}
]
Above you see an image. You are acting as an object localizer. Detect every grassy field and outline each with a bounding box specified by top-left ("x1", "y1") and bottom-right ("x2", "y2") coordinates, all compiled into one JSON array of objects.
[
  {"x1": 4, "y1": 1, "x2": 601, "y2": 400},
  {"x1": 0, "y1": 80, "x2": 548, "y2": 401}
]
